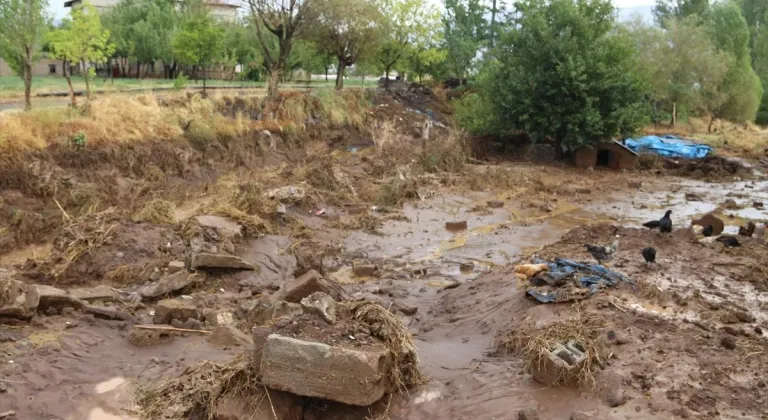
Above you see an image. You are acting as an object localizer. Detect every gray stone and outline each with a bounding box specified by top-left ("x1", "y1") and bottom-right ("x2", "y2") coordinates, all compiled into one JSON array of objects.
[
  {"x1": 252, "y1": 326, "x2": 272, "y2": 364},
  {"x1": 486, "y1": 200, "x2": 504, "y2": 208},
  {"x1": 599, "y1": 371, "x2": 626, "y2": 407},
  {"x1": 84, "y1": 304, "x2": 132, "y2": 320},
  {"x1": 36, "y1": 285, "x2": 85, "y2": 311},
  {"x1": 240, "y1": 297, "x2": 302, "y2": 327},
  {"x1": 154, "y1": 299, "x2": 201, "y2": 325},
  {"x1": 260, "y1": 334, "x2": 393, "y2": 406},
  {"x1": 190, "y1": 253, "x2": 254, "y2": 270},
  {"x1": 196, "y1": 215, "x2": 243, "y2": 239},
  {"x1": 570, "y1": 412, "x2": 593, "y2": 420},
  {"x1": 208, "y1": 324, "x2": 253, "y2": 348},
  {"x1": 167, "y1": 261, "x2": 186, "y2": 274},
  {"x1": 275, "y1": 270, "x2": 345, "y2": 303},
  {"x1": 352, "y1": 263, "x2": 377, "y2": 278},
  {"x1": 300, "y1": 292, "x2": 337, "y2": 324},
  {"x1": 140, "y1": 271, "x2": 199, "y2": 298},
  {"x1": 69, "y1": 285, "x2": 117, "y2": 302},
  {"x1": 531, "y1": 341, "x2": 586, "y2": 386},
  {"x1": 205, "y1": 310, "x2": 234, "y2": 326},
  {"x1": 518, "y1": 408, "x2": 540, "y2": 420},
  {"x1": 0, "y1": 277, "x2": 40, "y2": 319}
]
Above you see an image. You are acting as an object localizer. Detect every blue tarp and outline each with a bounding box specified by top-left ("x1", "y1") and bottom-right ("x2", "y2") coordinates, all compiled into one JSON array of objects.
[
  {"x1": 526, "y1": 258, "x2": 633, "y2": 304},
  {"x1": 624, "y1": 135, "x2": 712, "y2": 159}
]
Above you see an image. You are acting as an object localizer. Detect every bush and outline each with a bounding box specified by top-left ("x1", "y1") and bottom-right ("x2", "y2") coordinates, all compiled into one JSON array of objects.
[
  {"x1": 453, "y1": 92, "x2": 496, "y2": 136},
  {"x1": 173, "y1": 74, "x2": 189, "y2": 91}
]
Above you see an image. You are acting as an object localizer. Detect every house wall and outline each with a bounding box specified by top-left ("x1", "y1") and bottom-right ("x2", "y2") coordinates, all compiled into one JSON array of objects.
[
  {"x1": 573, "y1": 143, "x2": 637, "y2": 169},
  {"x1": 0, "y1": 57, "x2": 67, "y2": 77}
]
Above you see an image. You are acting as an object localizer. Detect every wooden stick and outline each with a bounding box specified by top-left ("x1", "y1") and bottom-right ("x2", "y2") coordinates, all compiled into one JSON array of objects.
[
  {"x1": 0, "y1": 411, "x2": 15, "y2": 419},
  {"x1": 0, "y1": 379, "x2": 26, "y2": 384},
  {"x1": 133, "y1": 325, "x2": 211, "y2": 334},
  {"x1": 264, "y1": 386, "x2": 278, "y2": 420},
  {"x1": 53, "y1": 198, "x2": 71, "y2": 221}
]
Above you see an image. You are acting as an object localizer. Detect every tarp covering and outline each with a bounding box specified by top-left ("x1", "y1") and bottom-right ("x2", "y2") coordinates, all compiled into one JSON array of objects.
[
  {"x1": 526, "y1": 258, "x2": 633, "y2": 304},
  {"x1": 624, "y1": 135, "x2": 712, "y2": 159}
]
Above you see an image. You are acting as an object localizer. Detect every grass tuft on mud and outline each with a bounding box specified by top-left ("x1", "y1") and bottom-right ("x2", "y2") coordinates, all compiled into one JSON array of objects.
[
  {"x1": 495, "y1": 310, "x2": 606, "y2": 387},
  {"x1": 135, "y1": 352, "x2": 258, "y2": 420},
  {"x1": 343, "y1": 300, "x2": 427, "y2": 390},
  {"x1": 133, "y1": 199, "x2": 176, "y2": 225}
]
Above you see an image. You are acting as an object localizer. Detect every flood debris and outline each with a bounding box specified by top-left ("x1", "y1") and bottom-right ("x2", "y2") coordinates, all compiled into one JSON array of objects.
[
  {"x1": 140, "y1": 271, "x2": 200, "y2": 298},
  {"x1": 445, "y1": 220, "x2": 468, "y2": 231},
  {"x1": 0, "y1": 276, "x2": 39, "y2": 320},
  {"x1": 524, "y1": 258, "x2": 632, "y2": 304},
  {"x1": 189, "y1": 252, "x2": 255, "y2": 270},
  {"x1": 194, "y1": 215, "x2": 244, "y2": 239},
  {"x1": 274, "y1": 269, "x2": 346, "y2": 303},
  {"x1": 154, "y1": 299, "x2": 202, "y2": 325}
]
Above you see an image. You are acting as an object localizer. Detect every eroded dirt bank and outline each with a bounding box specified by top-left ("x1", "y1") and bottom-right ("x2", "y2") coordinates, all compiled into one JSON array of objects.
[{"x1": 2, "y1": 88, "x2": 767, "y2": 420}]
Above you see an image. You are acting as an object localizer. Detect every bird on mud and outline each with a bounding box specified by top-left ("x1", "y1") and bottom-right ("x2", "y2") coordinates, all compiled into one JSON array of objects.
[
  {"x1": 702, "y1": 225, "x2": 714, "y2": 237},
  {"x1": 585, "y1": 238, "x2": 619, "y2": 265},
  {"x1": 642, "y1": 247, "x2": 656, "y2": 266},
  {"x1": 643, "y1": 210, "x2": 672, "y2": 234},
  {"x1": 715, "y1": 235, "x2": 741, "y2": 248}
]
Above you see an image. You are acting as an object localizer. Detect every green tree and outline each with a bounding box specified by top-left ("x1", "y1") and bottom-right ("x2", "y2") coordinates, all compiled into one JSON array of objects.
[
  {"x1": 375, "y1": 0, "x2": 436, "y2": 89},
  {"x1": 443, "y1": 0, "x2": 487, "y2": 84},
  {"x1": 309, "y1": 0, "x2": 383, "y2": 89},
  {"x1": 247, "y1": 0, "x2": 312, "y2": 98},
  {"x1": 653, "y1": 0, "x2": 709, "y2": 27},
  {"x1": 0, "y1": 0, "x2": 49, "y2": 110},
  {"x1": 221, "y1": 19, "x2": 261, "y2": 80},
  {"x1": 171, "y1": 5, "x2": 223, "y2": 92},
  {"x1": 483, "y1": 0, "x2": 649, "y2": 155},
  {"x1": 47, "y1": 3, "x2": 115, "y2": 104},
  {"x1": 740, "y1": 0, "x2": 768, "y2": 124}
]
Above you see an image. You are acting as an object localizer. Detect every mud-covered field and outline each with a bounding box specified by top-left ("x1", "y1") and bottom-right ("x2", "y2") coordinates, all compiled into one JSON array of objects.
[{"x1": 1, "y1": 88, "x2": 767, "y2": 420}]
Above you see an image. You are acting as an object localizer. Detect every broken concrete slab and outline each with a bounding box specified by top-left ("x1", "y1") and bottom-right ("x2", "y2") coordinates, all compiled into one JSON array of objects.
[
  {"x1": 240, "y1": 297, "x2": 302, "y2": 327},
  {"x1": 37, "y1": 285, "x2": 85, "y2": 311},
  {"x1": 84, "y1": 304, "x2": 133, "y2": 321},
  {"x1": 530, "y1": 340, "x2": 587, "y2": 386},
  {"x1": 275, "y1": 270, "x2": 345, "y2": 303},
  {"x1": 154, "y1": 299, "x2": 201, "y2": 325},
  {"x1": 140, "y1": 271, "x2": 199, "y2": 299},
  {"x1": 167, "y1": 260, "x2": 186, "y2": 274},
  {"x1": 208, "y1": 324, "x2": 253, "y2": 348},
  {"x1": 189, "y1": 253, "x2": 254, "y2": 270},
  {"x1": 260, "y1": 334, "x2": 393, "y2": 406},
  {"x1": 0, "y1": 280, "x2": 40, "y2": 320},
  {"x1": 300, "y1": 292, "x2": 337, "y2": 324},
  {"x1": 445, "y1": 221, "x2": 468, "y2": 231},
  {"x1": 352, "y1": 263, "x2": 377, "y2": 277},
  {"x1": 69, "y1": 285, "x2": 117, "y2": 302},
  {"x1": 195, "y1": 215, "x2": 243, "y2": 239}
]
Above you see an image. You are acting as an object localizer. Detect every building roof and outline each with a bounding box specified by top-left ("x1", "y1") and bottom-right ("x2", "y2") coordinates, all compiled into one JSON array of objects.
[{"x1": 609, "y1": 139, "x2": 639, "y2": 156}]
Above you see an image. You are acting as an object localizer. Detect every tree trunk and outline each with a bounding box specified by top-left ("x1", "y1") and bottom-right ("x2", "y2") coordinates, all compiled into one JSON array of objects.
[
  {"x1": 670, "y1": 102, "x2": 677, "y2": 127},
  {"x1": 63, "y1": 60, "x2": 77, "y2": 108},
  {"x1": 23, "y1": 61, "x2": 32, "y2": 111},
  {"x1": 490, "y1": 0, "x2": 497, "y2": 47},
  {"x1": 384, "y1": 66, "x2": 390, "y2": 90},
  {"x1": 335, "y1": 59, "x2": 346, "y2": 90},
  {"x1": 82, "y1": 60, "x2": 92, "y2": 99},
  {"x1": 202, "y1": 62, "x2": 207, "y2": 94},
  {"x1": 418, "y1": 72, "x2": 423, "y2": 85},
  {"x1": 708, "y1": 115, "x2": 716, "y2": 133},
  {"x1": 325, "y1": 66, "x2": 328, "y2": 82},
  {"x1": 362, "y1": 74, "x2": 365, "y2": 86}
]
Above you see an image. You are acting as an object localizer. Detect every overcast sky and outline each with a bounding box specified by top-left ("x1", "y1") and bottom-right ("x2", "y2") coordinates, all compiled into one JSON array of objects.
[{"x1": 47, "y1": 0, "x2": 656, "y2": 22}]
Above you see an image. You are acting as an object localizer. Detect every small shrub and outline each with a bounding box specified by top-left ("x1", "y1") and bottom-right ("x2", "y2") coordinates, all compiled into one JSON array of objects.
[
  {"x1": 133, "y1": 199, "x2": 176, "y2": 225},
  {"x1": 186, "y1": 119, "x2": 217, "y2": 149},
  {"x1": 173, "y1": 74, "x2": 189, "y2": 91},
  {"x1": 453, "y1": 93, "x2": 496, "y2": 136}
]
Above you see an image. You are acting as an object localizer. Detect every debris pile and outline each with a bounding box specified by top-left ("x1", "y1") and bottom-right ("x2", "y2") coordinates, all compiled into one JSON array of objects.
[{"x1": 520, "y1": 258, "x2": 633, "y2": 304}]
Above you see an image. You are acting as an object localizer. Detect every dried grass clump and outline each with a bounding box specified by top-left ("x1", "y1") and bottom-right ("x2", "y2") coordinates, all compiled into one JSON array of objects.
[
  {"x1": 50, "y1": 208, "x2": 120, "y2": 278},
  {"x1": 375, "y1": 176, "x2": 421, "y2": 207},
  {"x1": 135, "y1": 353, "x2": 259, "y2": 420},
  {"x1": 495, "y1": 311, "x2": 606, "y2": 387},
  {"x1": 637, "y1": 153, "x2": 664, "y2": 170},
  {"x1": 199, "y1": 177, "x2": 273, "y2": 237},
  {"x1": 133, "y1": 199, "x2": 176, "y2": 225},
  {"x1": 0, "y1": 277, "x2": 13, "y2": 306},
  {"x1": 342, "y1": 300, "x2": 426, "y2": 390},
  {"x1": 330, "y1": 214, "x2": 385, "y2": 235},
  {"x1": 295, "y1": 155, "x2": 357, "y2": 204}
]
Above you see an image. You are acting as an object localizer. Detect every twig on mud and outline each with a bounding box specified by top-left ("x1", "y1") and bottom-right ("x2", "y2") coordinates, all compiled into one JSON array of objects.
[
  {"x1": 133, "y1": 325, "x2": 211, "y2": 334},
  {"x1": 53, "y1": 198, "x2": 71, "y2": 221},
  {"x1": 608, "y1": 300, "x2": 628, "y2": 313},
  {"x1": 264, "y1": 385, "x2": 278, "y2": 420},
  {"x1": 0, "y1": 410, "x2": 16, "y2": 419},
  {"x1": 0, "y1": 379, "x2": 26, "y2": 384}
]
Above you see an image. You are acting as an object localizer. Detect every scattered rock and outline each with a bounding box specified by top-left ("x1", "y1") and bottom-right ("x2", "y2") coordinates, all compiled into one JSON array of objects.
[
  {"x1": 195, "y1": 215, "x2": 243, "y2": 239},
  {"x1": 575, "y1": 188, "x2": 592, "y2": 195},
  {"x1": 189, "y1": 253, "x2": 254, "y2": 270},
  {"x1": 518, "y1": 408, "x2": 540, "y2": 420},
  {"x1": 154, "y1": 299, "x2": 201, "y2": 325},
  {"x1": 167, "y1": 260, "x2": 186, "y2": 274},
  {"x1": 252, "y1": 326, "x2": 272, "y2": 364},
  {"x1": 628, "y1": 181, "x2": 643, "y2": 189},
  {"x1": 128, "y1": 327, "x2": 174, "y2": 347},
  {"x1": 570, "y1": 412, "x2": 592, "y2": 420},
  {"x1": 276, "y1": 203, "x2": 287, "y2": 215},
  {"x1": 0, "y1": 277, "x2": 40, "y2": 319},
  {"x1": 266, "y1": 185, "x2": 306, "y2": 203},
  {"x1": 300, "y1": 292, "x2": 338, "y2": 324},
  {"x1": 754, "y1": 201, "x2": 764, "y2": 209},
  {"x1": 723, "y1": 199, "x2": 739, "y2": 210},
  {"x1": 205, "y1": 310, "x2": 234, "y2": 326},
  {"x1": 0, "y1": 382, "x2": 6, "y2": 393},
  {"x1": 171, "y1": 318, "x2": 205, "y2": 330},
  {"x1": 487, "y1": 200, "x2": 505, "y2": 208},
  {"x1": 398, "y1": 304, "x2": 418, "y2": 316},
  {"x1": 723, "y1": 310, "x2": 755, "y2": 324},
  {"x1": 442, "y1": 280, "x2": 460, "y2": 290},
  {"x1": 754, "y1": 326, "x2": 763, "y2": 335},
  {"x1": 599, "y1": 371, "x2": 626, "y2": 407},
  {"x1": 445, "y1": 221, "x2": 467, "y2": 231},
  {"x1": 69, "y1": 285, "x2": 117, "y2": 302},
  {"x1": 606, "y1": 330, "x2": 630, "y2": 345},
  {"x1": 140, "y1": 271, "x2": 199, "y2": 298},
  {"x1": 738, "y1": 221, "x2": 756, "y2": 238},
  {"x1": 722, "y1": 326, "x2": 741, "y2": 336},
  {"x1": 720, "y1": 335, "x2": 737, "y2": 350},
  {"x1": 275, "y1": 270, "x2": 345, "y2": 303},
  {"x1": 691, "y1": 213, "x2": 725, "y2": 235},
  {"x1": 208, "y1": 324, "x2": 253, "y2": 348},
  {"x1": 84, "y1": 304, "x2": 132, "y2": 320},
  {"x1": 36, "y1": 285, "x2": 85, "y2": 312},
  {"x1": 685, "y1": 192, "x2": 703, "y2": 202},
  {"x1": 352, "y1": 263, "x2": 377, "y2": 278},
  {"x1": 260, "y1": 334, "x2": 394, "y2": 406}
]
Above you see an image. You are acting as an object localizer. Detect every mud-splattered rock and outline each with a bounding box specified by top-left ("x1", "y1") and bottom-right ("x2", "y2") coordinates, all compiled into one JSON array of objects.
[
  {"x1": 154, "y1": 299, "x2": 201, "y2": 325},
  {"x1": 517, "y1": 408, "x2": 540, "y2": 420},
  {"x1": 208, "y1": 324, "x2": 253, "y2": 348},
  {"x1": 0, "y1": 277, "x2": 40, "y2": 319},
  {"x1": 352, "y1": 263, "x2": 377, "y2": 278},
  {"x1": 570, "y1": 412, "x2": 592, "y2": 420},
  {"x1": 69, "y1": 285, "x2": 117, "y2": 302},
  {"x1": 398, "y1": 304, "x2": 418, "y2": 316},
  {"x1": 195, "y1": 215, "x2": 243, "y2": 239},
  {"x1": 445, "y1": 221, "x2": 467, "y2": 231},
  {"x1": 723, "y1": 199, "x2": 739, "y2": 210},
  {"x1": 36, "y1": 285, "x2": 85, "y2": 311},
  {"x1": 720, "y1": 335, "x2": 737, "y2": 350},
  {"x1": 599, "y1": 371, "x2": 626, "y2": 407},
  {"x1": 300, "y1": 292, "x2": 338, "y2": 324},
  {"x1": 140, "y1": 271, "x2": 199, "y2": 298},
  {"x1": 215, "y1": 387, "x2": 303, "y2": 420},
  {"x1": 487, "y1": 200, "x2": 505, "y2": 208},
  {"x1": 167, "y1": 260, "x2": 186, "y2": 274},
  {"x1": 685, "y1": 192, "x2": 703, "y2": 202},
  {"x1": 205, "y1": 310, "x2": 234, "y2": 326},
  {"x1": 128, "y1": 327, "x2": 174, "y2": 347},
  {"x1": 171, "y1": 318, "x2": 205, "y2": 330},
  {"x1": 275, "y1": 270, "x2": 345, "y2": 303},
  {"x1": 84, "y1": 304, "x2": 132, "y2": 320},
  {"x1": 190, "y1": 253, "x2": 254, "y2": 270},
  {"x1": 260, "y1": 334, "x2": 393, "y2": 406}
]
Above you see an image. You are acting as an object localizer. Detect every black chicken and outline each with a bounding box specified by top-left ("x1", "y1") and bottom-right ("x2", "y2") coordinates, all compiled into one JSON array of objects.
[
  {"x1": 702, "y1": 225, "x2": 714, "y2": 237},
  {"x1": 643, "y1": 210, "x2": 672, "y2": 234},
  {"x1": 642, "y1": 247, "x2": 656, "y2": 266},
  {"x1": 585, "y1": 239, "x2": 619, "y2": 265},
  {"x1": 716, "y1": 235, "x2": 741, "y2": 248}
]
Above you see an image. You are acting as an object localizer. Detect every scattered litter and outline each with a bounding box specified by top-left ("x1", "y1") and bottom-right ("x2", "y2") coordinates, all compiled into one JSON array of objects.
[
  {"x1": 525, "y1": 258, "x2": 633, "y2": 304},
  {"x1": 624, "y1": 135, "x2": 712, "y2": 159},
  {"x1": 315, "y1": 208, "x2": 326, "y2": 216}
]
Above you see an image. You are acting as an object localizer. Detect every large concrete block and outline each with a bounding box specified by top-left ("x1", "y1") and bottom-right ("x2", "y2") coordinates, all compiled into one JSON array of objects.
[{"x1": 260, "y1": 334, "x2": 393, "y2": 406}]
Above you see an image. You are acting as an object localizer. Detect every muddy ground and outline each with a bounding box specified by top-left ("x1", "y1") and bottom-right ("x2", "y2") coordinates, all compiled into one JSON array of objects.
[{"x1": 1, "y1": 88, "x2": 767, "y2": 420}]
